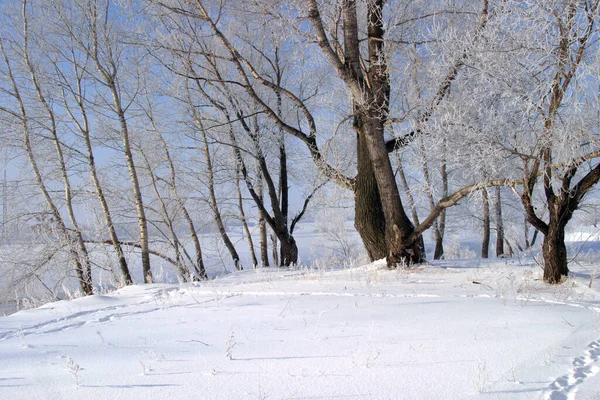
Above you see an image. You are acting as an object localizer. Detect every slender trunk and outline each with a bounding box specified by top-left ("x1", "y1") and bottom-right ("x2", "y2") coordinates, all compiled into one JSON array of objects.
[
  {"x1": 179, "y1": 202, "x2": 206, "y2": 280},
  {"x1": 198, "y1": 123, "x2": 241, "y2": 270},
  {"x1": 495, "y1": 187, "x2": 505, "y2": 257},
  {"x1": 524, "y1": 215, "x2": 531, "y2": 249},
  {"x1": 482, "y1": 188, "x2": 490, "y2": 258},
  {"x1": 115, "y1": 103, "x2": 152, "y2": 283},
  {"x1": 271, "y1": 231, "x2": 279, "y2": 266},
  {"x1": 419, "y1": 140, "x2": 444, "y2": 260},
  {"x1": 86, "y1": 146, "x2": 132, "y2": 285},
  {"x1": 436, "y1": 143, "x2": 449, "y2": 259},
  {"x1": 141, "y1": 151, "x2": 189, "y2": 282},
  {"x1": 258, "y1": 172, "x2": 269, "y2": 267},
  {"x1": 236, "y1": 169, "x2": 258, "y2": 267},
  {"x1": 1, "y1": 40, "x2": 92, "y2": 295},
  {"x1": 504, "y1": 238, "x2": 514, "y2": 257},
  {"x1": 531, "y1": 228, "x2": 539, "y2": 248},
  {"x1": 396, "y1": 157, "x2": 426, "y2": 259},
  {"x1": 67, "y1": 70, "x2": 132, "y2": 285},
  {"x1": 89, "y1": 3, "x2": 151, "y2": 283},
  {"x1": 20, "y1": 17, "x2": 94, "y2": 293},
  {"x1": 149, "y1": 110, "x2": 206, "y2": 279},
  {"x1": 279, "y1": 140, "x2": 289, "y2": 264}
]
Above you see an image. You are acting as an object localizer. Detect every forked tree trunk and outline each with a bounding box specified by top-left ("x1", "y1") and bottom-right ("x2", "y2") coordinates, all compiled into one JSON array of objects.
[
  {"x1": 481, "y1": 188, "x2": 490, "y2": 259},
  {"x1": 19, "y1": 11, "x2": 94, "y2": 293}
]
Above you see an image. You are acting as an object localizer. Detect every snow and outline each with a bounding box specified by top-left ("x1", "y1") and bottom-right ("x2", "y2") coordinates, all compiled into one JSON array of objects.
[{"x1": 2, "y1": 259, "x2": 600, "y2": 399}]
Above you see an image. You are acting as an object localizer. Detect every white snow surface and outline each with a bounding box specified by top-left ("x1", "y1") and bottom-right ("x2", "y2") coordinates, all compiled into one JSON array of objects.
[{"x1": 2, "y1": 259, "x2": 600, "y2": 399}]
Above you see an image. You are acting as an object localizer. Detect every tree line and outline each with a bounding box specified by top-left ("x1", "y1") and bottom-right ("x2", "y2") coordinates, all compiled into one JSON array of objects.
[{"x1": 0, "y1": 0, "x2": 598, "y2": 297}]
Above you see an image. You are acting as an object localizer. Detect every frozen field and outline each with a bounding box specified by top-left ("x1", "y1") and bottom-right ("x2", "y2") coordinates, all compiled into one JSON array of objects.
[{"x1": 1, "y1": 257, "x2": 600, "y2": 399}]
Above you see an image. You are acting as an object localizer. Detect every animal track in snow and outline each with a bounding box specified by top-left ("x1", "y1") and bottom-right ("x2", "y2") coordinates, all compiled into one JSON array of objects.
[{"x1": 546, "y1": 340, "x2": 600, "y2": 400}]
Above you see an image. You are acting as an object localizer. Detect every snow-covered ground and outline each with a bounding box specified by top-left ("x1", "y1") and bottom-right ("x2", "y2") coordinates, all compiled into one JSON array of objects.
[{"x1": 1, "y1": 258, "x2": 600, "y2": 399}]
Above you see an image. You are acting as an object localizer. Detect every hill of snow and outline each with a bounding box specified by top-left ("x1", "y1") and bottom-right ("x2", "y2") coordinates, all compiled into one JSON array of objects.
[{"x1": 1, "y1": 258, "x2": 600, "y2": 399}]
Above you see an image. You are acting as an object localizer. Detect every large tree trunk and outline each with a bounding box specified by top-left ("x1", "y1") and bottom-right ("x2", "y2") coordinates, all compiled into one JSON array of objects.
[
  {"x1": 279, "y1": 235, "x2": 298, "y2": 267},
  {"x1": 542, "y1": 224, "x2": 568, "y2": 284},
  {"x1": 360, "y1": 117, "x2": 422, "y2": 266},
  {"x1": 354, "y1": 132, "x2": 387, "y2": 260},
  {"x1": 481, "y1": 188, "x2": 490, "y2": 258}
]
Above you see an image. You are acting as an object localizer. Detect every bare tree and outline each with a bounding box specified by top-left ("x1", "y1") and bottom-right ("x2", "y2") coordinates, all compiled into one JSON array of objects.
[
  {"x1": 52, "y1": 32, "x2": 133, "y2": 285},
  {"x1": 494, "y1": 187, "x2": 504, "y2": 258},
  {"x1": 0, "y1": 34, "x2": 93, "y2": 294},
  {"x1": 84, "y1": 0, "x2": 153, "y2": 282},
  {"x1": 151, "y1": 0, "x2": 491, "y2": 267}
]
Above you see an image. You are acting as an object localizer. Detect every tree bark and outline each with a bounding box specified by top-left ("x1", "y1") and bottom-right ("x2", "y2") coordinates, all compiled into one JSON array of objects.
[
  {"x1": 258, "y1": 172, "x2": 269, "y2": 267},
  {"x1": 271, "y1": 231, "x2": 279, "y2": 266},
  {"x1": 354, "y1": 132, "x2": 387, "y2": 260},
  {"x1": 482, "y1": 188, "x2": 490, "y2": 259},
  {"x1": 495, "y1": 187, "x2": 504, "y2": 257},
  {"x1": 280, "y1": 236, "x2": 298, "y2": 267},
  {"x1": 542, "y1": 224, "x2": 568, "y2": 283}
]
